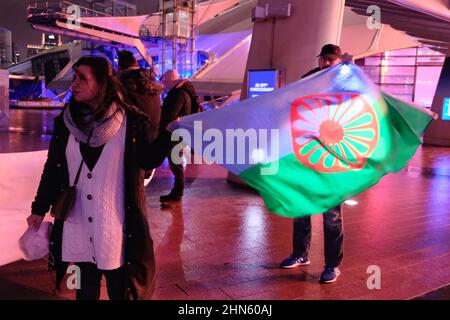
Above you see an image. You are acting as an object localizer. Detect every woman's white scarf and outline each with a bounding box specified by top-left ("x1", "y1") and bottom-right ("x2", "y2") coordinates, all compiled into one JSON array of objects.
[{"x1": 63, "y1": 102, "x2": 125, "y2": 147}]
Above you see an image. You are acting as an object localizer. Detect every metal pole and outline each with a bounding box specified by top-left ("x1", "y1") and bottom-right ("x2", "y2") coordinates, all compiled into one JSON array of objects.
[
  {"x1": 191, "y1": 0, "x2": 196, "y2": 77},
  {"x1": 90, "y1": 1, "x2": 95, "y2": 53},
  {"x1": 162, "y1": 0, "x2": 166, "y2": 74},
  {"x1": 173, "y1": 0, "x2": 177, "y2": 72}
]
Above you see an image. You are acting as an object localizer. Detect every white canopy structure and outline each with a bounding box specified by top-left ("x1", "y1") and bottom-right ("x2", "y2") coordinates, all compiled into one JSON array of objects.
[{"x1": 23, "y1": 0, "x2": 449, "y2": 99}]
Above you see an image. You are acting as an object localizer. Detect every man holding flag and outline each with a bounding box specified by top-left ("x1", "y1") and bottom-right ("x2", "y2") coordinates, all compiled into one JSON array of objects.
[
  {"x1": 280, "y1": 44, "x2": 346, "y2": 284},
  {"x1": 171, "y1": 43, "x2": 434, "y2": 287}
]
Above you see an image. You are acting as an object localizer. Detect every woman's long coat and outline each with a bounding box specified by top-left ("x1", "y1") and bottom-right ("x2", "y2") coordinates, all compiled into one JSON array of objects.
[{"x1": 31, "y1": 105, "x2": 168, "y2": 299}]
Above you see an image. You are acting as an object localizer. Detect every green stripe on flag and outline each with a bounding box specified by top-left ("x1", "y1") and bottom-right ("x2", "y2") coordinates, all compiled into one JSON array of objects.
[{"x1": 238, "y1": 95, "x2": 433, "y2": 218}]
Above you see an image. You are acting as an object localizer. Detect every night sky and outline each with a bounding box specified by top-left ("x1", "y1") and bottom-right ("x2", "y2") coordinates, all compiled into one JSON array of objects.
[
  {"x1": 0, "y1": 0, "x2": 159, "y2": 60},
  {"x1": 0, "y1": 0, "x2": 43, "y2": 59}
]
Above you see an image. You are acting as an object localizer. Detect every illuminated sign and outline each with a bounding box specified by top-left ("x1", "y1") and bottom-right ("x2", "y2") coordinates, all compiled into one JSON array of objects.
[
  {"x1": 443, "y1": 98, "x2": 450, "y2": 120},
  {"x1": 248, "y1": 69, "x2": 278, "y2": 98}
]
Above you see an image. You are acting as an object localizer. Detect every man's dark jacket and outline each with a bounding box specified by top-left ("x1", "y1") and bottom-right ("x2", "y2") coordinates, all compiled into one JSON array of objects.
[
  {"x1": 119, "y1": 68, "x2": 164, "y2": 139},
  {"x1": 159, "y1": 80, "x2": 194, "y2": 135},
  {"x1": 301, "y1": 66, "x2": 322, "y2": 79}
]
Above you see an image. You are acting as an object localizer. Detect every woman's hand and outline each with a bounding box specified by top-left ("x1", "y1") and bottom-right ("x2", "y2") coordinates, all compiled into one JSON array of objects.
[{"x1": 27, "y1": 214, "x2": 44, "y2": 231}]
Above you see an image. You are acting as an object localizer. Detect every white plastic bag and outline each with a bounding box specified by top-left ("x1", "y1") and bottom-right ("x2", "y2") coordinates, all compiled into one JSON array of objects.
[{"x1": 18, "y1": 221, "x2": 53, "y2": 261}]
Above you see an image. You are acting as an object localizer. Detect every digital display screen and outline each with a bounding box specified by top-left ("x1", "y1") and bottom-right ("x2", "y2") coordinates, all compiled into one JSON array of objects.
[
  {"x1": 44, "y1": 34, "x2": 58, "y2": 46},
  {"x1": 443, "y1": 98, "x2": 450, "y2": 120},
  {"x1": 248, "y1": 69, "x2": 278, "y2": 99}
]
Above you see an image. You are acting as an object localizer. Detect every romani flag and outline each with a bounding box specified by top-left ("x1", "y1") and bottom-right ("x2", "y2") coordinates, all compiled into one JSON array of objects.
[{"x1": 172, "y1": 63, "x2": 434, "y2": 218}]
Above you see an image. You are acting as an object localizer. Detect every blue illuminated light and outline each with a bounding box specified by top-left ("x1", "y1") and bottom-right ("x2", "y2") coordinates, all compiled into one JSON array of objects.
[{"x1": 442, "y1": 98, "x2": 450, "y2": 120}]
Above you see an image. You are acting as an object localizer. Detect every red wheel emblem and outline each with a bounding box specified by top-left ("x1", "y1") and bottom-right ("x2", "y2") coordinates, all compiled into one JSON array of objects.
[{"x1": 290, "y1": 93, "x2": 379, "y2": 173}]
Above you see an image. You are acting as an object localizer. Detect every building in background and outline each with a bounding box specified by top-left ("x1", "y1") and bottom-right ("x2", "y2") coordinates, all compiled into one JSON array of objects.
[
  {"x1": 158, "y1": 0, "x2": 196, "y2": 76},
  {"x1": 357, "y1": 47, "x2": 445, "y2": 108},
  {"x1": 57, "y1": 0, "x2": 137, "y2": 17},
  {"x1": 135, "y1": 0, "x2": 158, "y2": 15},
  {"x1": 27, "y1": 33, "x2": 62, "y2": 58},
  {"x1": 12, "y1": 43, "x2": 20, "y2": 65},
  {"x1": 16, "y1": 0, "x2": 449, "y2": 112},
  {"x1": 0, "y1": 27, "x2": 12, "y2": 69},
  {"x1": 9, "y1": 0, "x2": 139, "y2": 101},
  {"x1": 43, "y1": 33, "x2": 62, "y2": 47},
  {"x1": 25, "y1": 0, "x2": 137, "y2": 57}
]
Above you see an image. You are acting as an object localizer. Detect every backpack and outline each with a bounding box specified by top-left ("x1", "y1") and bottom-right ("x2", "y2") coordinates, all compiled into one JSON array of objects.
[
  {"x1": 181, "y1": 84, "x2": 204, "y2": 114},
  {"x1": 190, "y1": 94, "x2": 204, "y2": 114}
]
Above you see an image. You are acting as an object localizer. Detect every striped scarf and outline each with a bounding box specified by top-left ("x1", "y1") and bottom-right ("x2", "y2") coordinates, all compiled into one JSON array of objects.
[{"x1": 63, "y1": 101, "x2": 125, "y2": 147}]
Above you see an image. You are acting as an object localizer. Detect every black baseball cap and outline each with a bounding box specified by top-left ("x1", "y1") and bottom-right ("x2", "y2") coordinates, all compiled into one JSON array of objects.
[{"x1": 317, "y1": 44, "x2": 342, "y2": 59}]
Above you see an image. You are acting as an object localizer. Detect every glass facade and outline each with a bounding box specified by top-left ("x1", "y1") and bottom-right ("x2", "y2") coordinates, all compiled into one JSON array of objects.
[
  {"x1": 0, "y1": 28, "x2": 12, "y2": 69},
  {"x1": 357, "y1": 47, "x2": 445, "y2": 108}
]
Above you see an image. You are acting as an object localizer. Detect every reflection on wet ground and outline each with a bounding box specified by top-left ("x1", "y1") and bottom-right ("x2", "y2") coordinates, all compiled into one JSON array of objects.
[{"x1": 0, "y1": 109, "x2": 59, "y2": 153}]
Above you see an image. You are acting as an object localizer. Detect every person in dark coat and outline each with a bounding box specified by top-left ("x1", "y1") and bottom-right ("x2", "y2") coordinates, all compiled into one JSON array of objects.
[
  {"x1": 158, "y1": 69, "x2": 194, "y2": 203},
  {"x1": 26, "y1": 56, "x2": 169, "y2": 300},
  {"x1": 117, "y1": 50, "x2": 164, "y2": 185},
  {"x1": 117, "y1": 50, "x2": 164, "y2": 139}
]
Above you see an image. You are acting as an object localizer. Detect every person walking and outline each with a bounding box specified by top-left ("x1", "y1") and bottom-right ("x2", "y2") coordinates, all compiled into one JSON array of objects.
[
  {"x1": 158, "y1": 69, "x2": 195, "y2": 204},
  {"x1": 117, "y1": 50, "x2": 164, "y2": 186}
]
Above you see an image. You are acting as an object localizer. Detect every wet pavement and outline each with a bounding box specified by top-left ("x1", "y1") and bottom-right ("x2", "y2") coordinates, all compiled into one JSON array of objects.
[{"x1": 0, "y1": 109, "x2": 58, "y2": 153}]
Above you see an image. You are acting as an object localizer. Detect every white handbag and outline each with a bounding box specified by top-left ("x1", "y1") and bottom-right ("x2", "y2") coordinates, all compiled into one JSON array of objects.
[{"x1": 19, "y1": 221, "x2": 53, "y2": 261}]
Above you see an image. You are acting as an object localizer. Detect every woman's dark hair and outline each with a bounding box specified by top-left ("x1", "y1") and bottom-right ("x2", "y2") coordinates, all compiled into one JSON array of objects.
[
  {"x1": 72, "y1": 56, "x2": 130, "y2": 120},
  {"x1": 117, "y1": 50, "x2": 138, "y2": 71}
]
